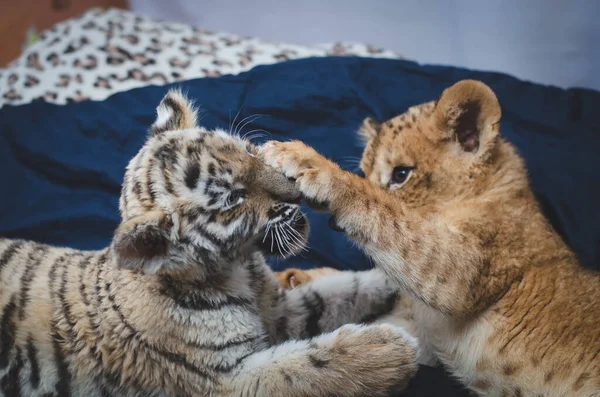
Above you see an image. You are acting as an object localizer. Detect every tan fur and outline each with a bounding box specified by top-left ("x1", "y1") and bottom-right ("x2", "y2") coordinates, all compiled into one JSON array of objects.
[
  {"x1": 261, "y1": 80, "x2": 600, "y2": 397},
  {"x1": 274, "y1": 267, "x2": 339, "y2": 289}
]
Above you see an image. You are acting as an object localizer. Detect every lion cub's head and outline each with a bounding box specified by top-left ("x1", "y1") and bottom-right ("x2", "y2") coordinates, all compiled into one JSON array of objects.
[{"x1": 359, "y1": 80, "x2": 522, "y2": 207}]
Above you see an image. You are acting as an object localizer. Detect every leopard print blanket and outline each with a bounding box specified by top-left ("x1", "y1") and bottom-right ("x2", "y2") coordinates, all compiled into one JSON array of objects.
[{"x1": 0, "y1": 8, "x2": 402, "y2": 107}]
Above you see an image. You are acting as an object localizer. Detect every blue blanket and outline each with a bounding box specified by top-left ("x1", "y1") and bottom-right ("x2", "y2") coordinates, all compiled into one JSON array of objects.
[{"x1": 1, "y1": 57, "x2": 599, "y2": 275}]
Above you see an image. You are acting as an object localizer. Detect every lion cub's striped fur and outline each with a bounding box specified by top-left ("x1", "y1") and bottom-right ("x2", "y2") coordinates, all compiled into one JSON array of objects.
[
  {"x1": 265, "y1": 80, "x2": 600, "y2": 397},
  {"x1": 0, "y1": 91, "x2": 418, "y2": 397}
]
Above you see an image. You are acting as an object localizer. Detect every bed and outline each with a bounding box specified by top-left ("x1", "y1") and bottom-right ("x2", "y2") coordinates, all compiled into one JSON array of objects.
[
  {"x1": 0, "y1": 8, "x2": 399, "y2": 107},
  {"x1": 1, "y1": 8, "x2": 599, "y2": 397}
]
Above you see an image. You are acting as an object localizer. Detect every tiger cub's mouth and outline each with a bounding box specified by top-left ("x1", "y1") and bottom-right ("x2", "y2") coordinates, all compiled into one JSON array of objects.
[{"x1": 257, "y1": 206, "x2": 309, "y2": 258}]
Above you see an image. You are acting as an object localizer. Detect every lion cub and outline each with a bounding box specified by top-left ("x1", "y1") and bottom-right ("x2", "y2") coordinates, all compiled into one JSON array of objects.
[{"x1": 263, "y1": 80, "x2": 600, "y2": 397}]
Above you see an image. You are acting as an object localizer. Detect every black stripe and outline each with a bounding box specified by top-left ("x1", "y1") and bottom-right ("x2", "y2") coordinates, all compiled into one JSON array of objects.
[
  {"x1": 101, "y1": 274, "x2": 216, "y2": 381},
  {"x1": 193, "y1": 224, "x2": 225, "y2": 248},
  {"x1": 308, "y1": 353, "x2": 329, "y2": 368},
  {"x1": 151, "y1": 96, "x2": 182, "y2": 135},
  {"x1": 26, "y1": 335, "x2": 40, "y2": 388},
  {"x1": 132, "y1": 180, "x2": 143, "y2": 201},
  {"x1": 302, "y1": 291, "x2": 325, "y2": 338},
  {"x1": 254, "y1": 377, "x2": 263, "y2": 396},
  {"x1": 281, "y1": 370, "x2": 293, "y2": 386},
  {"x1": 274, "y1": 313, "x2": 289, "y2": 342},
  {"x1": 359, "y1": 292, "x2": 398, "y2": 324},
  {"x1": 77, "y1": 253, "x2": 97, "y2": 309},
  {"x1": 48, "y1": 255, "x2": 66, "y2": 299},
  {"x1": 204, "y1": 178, "x2": 214, "y2": 195},
  {"x1": 99, "y1": 384, "x2": 113, "y2": 397},
  {"x1": 207, "y1": 196, "x2": 219, "y2": 207},
  {"x1": 54, "y1": 254, "x2": 102, "y2": 395},
  {"x1": 146, "y1": 157, "x2": 157, "y2": 203},
  {"x1": 245, "y1": 260, "x2": 265, "y2": 294},
  {"x1": 19, "y1": 246, "x2": 48, "y2": 320},
  {"x1": 195, "y1": 221, "x2": 248, "y2": 251},
  {"x1": 212, "y1": 179, "x2": 231, "y2": 190},
  {"x1": 51, "y1": 322, "x2": 72, "y2": 397},
  {"x1": 349, "y1": 274, "x2": 359, "y2": 306},
  {"x1": 58, "y1": 257, "x2": 79, "y2": 342},
  {"x1": 192, "y1": 245, "x2": 217, "y2": 267},
  {"x1": 163, "y1": 97, "x2": 183, "y2": 128},
  {"x1": 0, "y1": 241, "x2": 24, "y2": 275},
  {"x1": 1, "y1": 346, "x2": 23, "y2": 397},
  {"x1": 159, "y1": 276, "x2": 253, "y2": 311},
  {"x1": 192, "y1": 335, "x2": 260, "y2": 351},
  {"x1": 155, "y1": 142, "x2": 179, "y2": 169},
  {"x1": 182, "y1": 206, "x2": 209, "y2": 223},
  {"x1": 185, "y1": 162, "x2": 201, "y2": 189},
  {"x1": 164, "y1": 172, "x2": 175, "y2": 194},
  {"x1": 0, "y1": 294, "x2": 18, "y2": 370},
  {"x1": 211, "y1": 351, "x2": 254, "y2": 373},
  {"x1": 120, "y1": 180, "x2": 129, "y2": 218},
  {"x1": 273, "y1": 293, "x2": 289, "y2": 342}
]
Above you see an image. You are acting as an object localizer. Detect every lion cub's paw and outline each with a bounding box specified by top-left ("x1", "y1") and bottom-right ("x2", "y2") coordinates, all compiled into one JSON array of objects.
[
  {"x1": 274, "y1": 267, "x2": 340, "y2": 289},
  {"x1": 260, "y1": 140, "x2": 341, "y2": 204}
]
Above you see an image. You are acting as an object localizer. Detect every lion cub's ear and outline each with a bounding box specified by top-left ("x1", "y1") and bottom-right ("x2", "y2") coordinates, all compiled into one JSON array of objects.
[
  {"x1": 358, "y1": 117, "x2": 382, "y2": 142},
  {"x1": 433, "y1": 80, "x2": 501, "y2": 156}
]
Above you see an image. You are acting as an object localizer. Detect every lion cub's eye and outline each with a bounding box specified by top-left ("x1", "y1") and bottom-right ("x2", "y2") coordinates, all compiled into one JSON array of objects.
[{"x1": 389, "y1": 165, "x2": 415, "y2": 188}]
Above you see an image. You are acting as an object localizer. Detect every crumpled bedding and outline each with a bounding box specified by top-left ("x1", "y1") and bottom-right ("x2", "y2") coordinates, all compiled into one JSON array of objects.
[
  {"x1": 1, "y1": 56, "x2": 598, "y2": 271},
  {"x1": 1, "y1": 55, "x2": 599, "y2": 397}
]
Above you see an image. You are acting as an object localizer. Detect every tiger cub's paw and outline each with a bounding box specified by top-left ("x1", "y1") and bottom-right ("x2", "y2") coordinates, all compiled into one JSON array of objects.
[{"x1": 323, "y1": 324, "x2": 419, "y2": 396}]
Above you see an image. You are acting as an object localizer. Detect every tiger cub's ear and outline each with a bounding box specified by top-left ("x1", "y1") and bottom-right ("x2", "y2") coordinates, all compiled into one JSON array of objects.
[
  {"x1": 111, "y1": 211, "x2": 174, "y2": 274},
  {"x1": 150, "y1": 89, "x2": 199, "y2": 135}
]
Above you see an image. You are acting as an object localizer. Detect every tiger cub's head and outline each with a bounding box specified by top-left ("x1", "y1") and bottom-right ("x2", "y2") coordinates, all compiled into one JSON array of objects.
[
  {"x1": 358, "y1": 79, "x2": 523, "y2": 208},
  {"x1": 111, "y1": 90, "x2": 309, "y2": 274}
]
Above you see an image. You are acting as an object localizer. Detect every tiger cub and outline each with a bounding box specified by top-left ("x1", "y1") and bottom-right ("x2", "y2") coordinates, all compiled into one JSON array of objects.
[
  {"x1": 262, "y1": 80, "x2": 600, "y2": 397},
  {"x1": 0, "y1": 91, "x2": 418, "y2": 397}
]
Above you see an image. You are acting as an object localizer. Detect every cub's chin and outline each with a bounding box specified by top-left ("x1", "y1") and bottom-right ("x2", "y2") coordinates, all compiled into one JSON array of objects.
[{"x1": 256, "y1": 214, "x2": 309, "y2": 258}]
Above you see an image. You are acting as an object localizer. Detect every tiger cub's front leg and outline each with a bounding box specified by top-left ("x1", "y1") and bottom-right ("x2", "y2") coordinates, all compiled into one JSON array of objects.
[
  {"x1": 273, "y1": 267, "x2": 437, "y2": 365},
  {"x1": 273, "y1": 269, "x2": 402, "y2": 340},
  {"x1": 223, "y1": 323, "x2": 418, "y2": 397}
]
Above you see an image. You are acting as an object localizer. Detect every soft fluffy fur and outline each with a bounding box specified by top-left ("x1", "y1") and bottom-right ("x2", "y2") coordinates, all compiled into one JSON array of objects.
[
  {"x1": 0, "y1": 91, "x2": 419, "y2": 397},
  {"x1": 263, "y1": 80, "x2": 600, "y2": 397},
  {"x1": 274, "y1": 267, "x2": 339, "y2": 289}
]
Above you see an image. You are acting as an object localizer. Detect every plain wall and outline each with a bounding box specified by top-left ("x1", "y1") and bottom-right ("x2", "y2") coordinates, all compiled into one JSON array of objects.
[{"x1": 129, "y1": 0, "x2": 600, "y2": 90}]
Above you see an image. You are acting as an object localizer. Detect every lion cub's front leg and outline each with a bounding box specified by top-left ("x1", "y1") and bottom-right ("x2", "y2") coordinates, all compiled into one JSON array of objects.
[
  {"x1": 260, "y1": 140, "x2": 393, "y2": 246},
  {"x1": 260, "y1": 140, "x2": 483, "y2": 317},
  {"x1": 260, "y1": 140, "x2": 344, "y2": 209}
]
